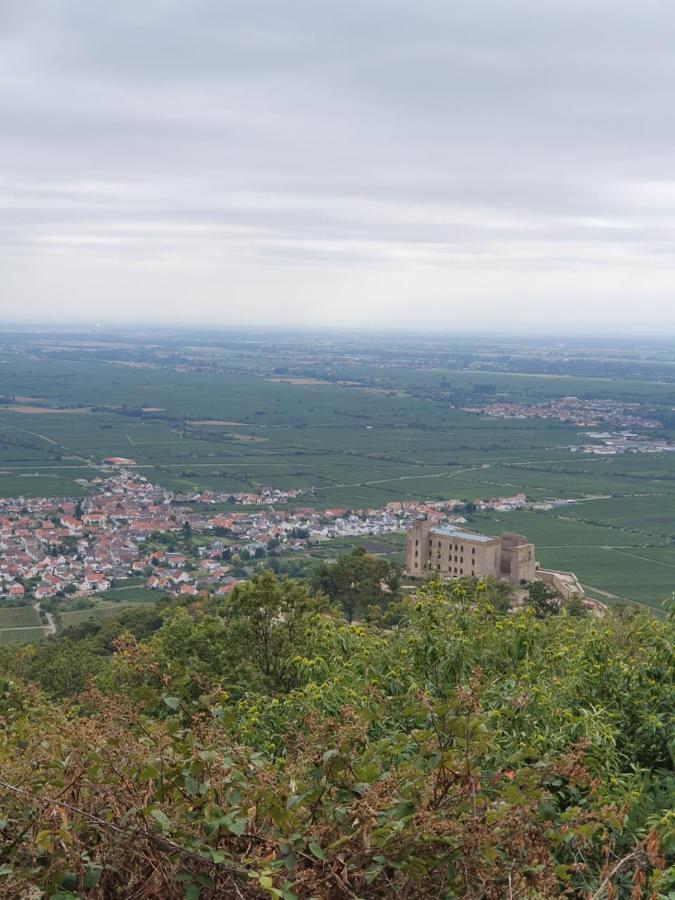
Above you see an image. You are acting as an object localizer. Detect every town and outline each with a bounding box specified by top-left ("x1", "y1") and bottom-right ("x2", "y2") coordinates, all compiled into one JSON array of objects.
[
  {"x1": 0, "y1": 466, "x2": 595, "y2": 616},
  {"x1": 463, "y1": 396, "x2": 663, "y2": 430}
]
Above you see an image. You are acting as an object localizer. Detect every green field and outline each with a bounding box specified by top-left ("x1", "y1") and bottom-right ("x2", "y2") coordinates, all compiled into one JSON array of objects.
[
  {"x1": 471, "y1": 511, "x2": 673, "y2": 609},
  {"x1": 0, "y1": 626, "x2": 47, "y2": 644},
  {"x1": 0, "y1": 339, "x2": 674, "y2": 608},
  {"x1": 0, "y1": 606, "x2": 46, "y2": 644},
  {"x1": 58, "y1": 602, "x2": 156, "y2": 626},
  {"x1": 93, "y1": 586, "x2": 158, "y2": 604},
  {"x1": 0, "y1": 606, "x2": 42, "y2": 628}
]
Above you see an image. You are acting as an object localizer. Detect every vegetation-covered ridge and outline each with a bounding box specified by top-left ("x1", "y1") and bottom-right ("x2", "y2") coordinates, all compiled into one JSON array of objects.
[{"x1": 0, "y1": 572, "x2": 673, "y2": 898}]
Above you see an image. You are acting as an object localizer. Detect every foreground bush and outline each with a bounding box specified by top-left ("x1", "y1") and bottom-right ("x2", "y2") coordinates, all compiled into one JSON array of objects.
[{"x1": 0, "y1": 574, "x2": 672, "y2": 898}]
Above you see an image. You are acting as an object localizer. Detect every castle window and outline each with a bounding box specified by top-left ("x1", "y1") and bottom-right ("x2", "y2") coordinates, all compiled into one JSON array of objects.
[
  {"x1": 472, "y1": 548, "x2": 476, "y2": 555},
  {"x1": 415, "y1": 539, "x2": 418, "y2": 546}
]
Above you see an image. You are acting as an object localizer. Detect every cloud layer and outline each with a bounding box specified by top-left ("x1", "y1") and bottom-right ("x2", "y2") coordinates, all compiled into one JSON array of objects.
[{"x1": 2, "y1": 0, "x2": 675, "y2": 332}]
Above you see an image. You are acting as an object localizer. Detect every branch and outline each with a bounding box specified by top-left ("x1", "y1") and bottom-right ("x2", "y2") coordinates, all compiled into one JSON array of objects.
[
  {"x1": 0, "y1": 778, "x2": 243, "y2": 876},
  {"x1": 590, "y1": 849, "x2": 642, "y2": 900}
]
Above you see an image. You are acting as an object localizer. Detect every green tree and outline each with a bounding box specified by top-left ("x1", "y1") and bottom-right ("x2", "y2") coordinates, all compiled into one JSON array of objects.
[
  {"x1": 564, "y1": 594, "x2": 588, "y2": 617},
  {"x1": 218, "y1": 570, "x2": 325, "y2": 693},
  {"x1": 311, "y1": 547, "x2": 400, "y2": 623},
  {"x1": 525, "y1": 580, "x2": 562, "y2": 617}
]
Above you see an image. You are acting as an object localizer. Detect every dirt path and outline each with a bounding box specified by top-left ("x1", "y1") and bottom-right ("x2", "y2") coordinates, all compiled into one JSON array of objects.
[
  {"x1": 606, "y1": 547, "x2": 675, "y2": 570},
  {"x1": 34, "y1": 600, "x2": 57, "y2": 635},
  {"x1": 0, "y1": 422, "x2": 89, "y2": 464},
  {"x1": 581, "y1": 584, "x2": 632, "y2": 603}
]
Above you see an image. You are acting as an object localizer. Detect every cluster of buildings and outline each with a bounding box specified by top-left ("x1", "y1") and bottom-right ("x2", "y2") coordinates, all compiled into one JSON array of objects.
[
  {"x1": 133, "y1": 550, "x2": 239, "y2": 597},
  {"x1": 573, "y1": 431, "x2": 675, "y2": 456},
  {"x1": 172, "y1": 487, "x2": 304, "y2": 505},
  {"x1": 0, "y1": 462, "x2": 601, "y2": 611},
  {"x1": 0, "y1": 474, "x2": 460, "y2": 605},
  {"x1": 463, "y1": 397, "x2": 662, "y2": 430},
  {"x1": 0, "y1": 473, "x2": 175, "y2": 602}
]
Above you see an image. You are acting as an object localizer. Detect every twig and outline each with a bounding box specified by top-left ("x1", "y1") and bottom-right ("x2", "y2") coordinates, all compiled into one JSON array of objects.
[
  {"x1": 590, "y1": 849, "x2": 641, "y2": 900},
  {"x1": 0, "y1": 777, "x2": 242, "y2": 876}
]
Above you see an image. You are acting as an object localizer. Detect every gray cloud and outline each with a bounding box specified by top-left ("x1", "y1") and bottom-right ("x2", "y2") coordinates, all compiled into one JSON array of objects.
[{"x1": 2, "y1": 0, "x2": 675, "y2": 332}]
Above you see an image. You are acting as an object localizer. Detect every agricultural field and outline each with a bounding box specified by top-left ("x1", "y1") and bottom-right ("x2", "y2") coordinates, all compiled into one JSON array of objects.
[
  {"x1": 94, "y1": 586, "x2": 160, "y2": 604},
  {"x1": 0, "y1": 332, "x2": 674, "y2": 608},
  {"x1": 0, "y1": 626, "x2": 47, "y2": 645},
  {"x1": 0, "y1": 606, "x2": 47, "y2": 645},
  {"x1": 471, "y1": 510, "x2": 673, "y2": 610},
  {"x1": 58, "y1": 602, "x2": 156, "y2": 627},
  {"x1": 0, "y1": 606, "x2": 42, "y2": 628}
]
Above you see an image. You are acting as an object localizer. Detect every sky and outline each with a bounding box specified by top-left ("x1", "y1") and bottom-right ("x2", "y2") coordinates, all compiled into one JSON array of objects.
[{"x1": 2, "y1": 0, "x2": 675, "y2": 333}]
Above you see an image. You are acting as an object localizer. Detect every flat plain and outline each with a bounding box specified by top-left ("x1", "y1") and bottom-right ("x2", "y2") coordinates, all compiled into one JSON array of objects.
[{"x1": 0, "y1": 332, "x2": 674, "y2": 608}]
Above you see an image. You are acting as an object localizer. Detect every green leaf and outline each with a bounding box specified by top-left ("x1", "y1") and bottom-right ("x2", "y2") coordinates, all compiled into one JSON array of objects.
[
  {"x1": 150, "y1": 808, "x2": 171, "y2": 831},
  {"x1": 365, "y1": 864, "x2": 384, "y2": 884},
  {"x1": 56, "y1": 871, "x2": 78, "y2": 890},
  {"x1": 223, "y1": 813, "x2": 247, "y2": 836},
  {"x1": 184, "y1": 884, "x2": 199, "y2": 900},
  {"x1": 84, "y1": 866, "x2": 102, "y2": 889},
  {"x1": 309, "y1": 841, "x2": 327, "y2": 861},
  {"x1": 139, "y1": 765, "x2": 159, "y2": 783},
  {"x1": 163, "y1": 695, "x2": 180, "y2": 711},
  {"x1": 184, "y1": 774, "x2": 198, "y2": 796}
]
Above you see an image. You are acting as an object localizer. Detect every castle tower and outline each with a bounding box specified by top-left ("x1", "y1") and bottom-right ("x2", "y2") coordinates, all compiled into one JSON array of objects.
[{"x1": 405, "y1": 517, "x2": 431, "y2": 576}]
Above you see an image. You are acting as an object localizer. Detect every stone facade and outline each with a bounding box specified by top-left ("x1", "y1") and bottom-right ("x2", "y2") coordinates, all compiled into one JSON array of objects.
[{"x1": 405, "y1": 518, "x2": 536, "y2": 585}]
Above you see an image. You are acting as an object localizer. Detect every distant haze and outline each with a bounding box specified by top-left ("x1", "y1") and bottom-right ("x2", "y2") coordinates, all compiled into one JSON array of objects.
[{"x1": 2, "y1": 0, "x2": 675, "y2": 333}]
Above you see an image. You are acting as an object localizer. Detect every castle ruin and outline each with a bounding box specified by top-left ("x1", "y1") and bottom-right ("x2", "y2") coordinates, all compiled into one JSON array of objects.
[{"x1": 405, "y1": 518, "x2": 537, "y2": 585}]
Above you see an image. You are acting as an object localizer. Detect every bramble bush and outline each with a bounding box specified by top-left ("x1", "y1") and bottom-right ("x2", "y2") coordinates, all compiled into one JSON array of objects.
[{"x1": 0, "y1": 572, "x2": 672, "y2": 898}]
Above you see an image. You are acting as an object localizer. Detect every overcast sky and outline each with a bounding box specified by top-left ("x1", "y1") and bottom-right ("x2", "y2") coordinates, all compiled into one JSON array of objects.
[{"x1": 2, "y1": 0, "x2": 675, "y2": 333}]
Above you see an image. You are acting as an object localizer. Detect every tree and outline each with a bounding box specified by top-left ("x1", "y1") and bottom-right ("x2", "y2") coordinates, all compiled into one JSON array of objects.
[
  {"x1": 218, "y1": 570, "x2": 324, "y2": 693},
  {"x1": 182, "y1": 520, "x2": 192, "y2": 542},
  {"x1": 525, "y1": 580, "x2": 562, "y2": 618},
  {"x1": 565, "y1": 594, "x2": 588, "y2": 617},
  {"x1": 485, "y1": 577, "x2": 513, "y2": 613},
  {"x1": 312, "y1": 547, "x2": 400, "y2": 623}
]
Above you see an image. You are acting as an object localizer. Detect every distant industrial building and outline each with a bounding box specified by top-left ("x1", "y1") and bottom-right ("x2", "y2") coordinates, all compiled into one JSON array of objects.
[
  {"x1": 405, "y1": 518, "x2": 536, "y2": 585},
  {"x1": 102, "y1": 456, "x2": 137, "y2": 466}
]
